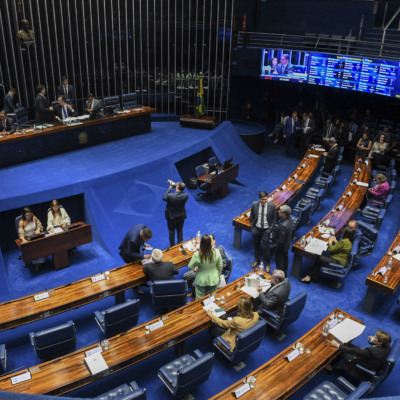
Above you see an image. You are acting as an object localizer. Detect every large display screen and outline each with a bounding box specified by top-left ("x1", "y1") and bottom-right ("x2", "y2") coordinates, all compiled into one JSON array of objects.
[{"x1": 260, "y1": 48, "x2": 400, "y2": 98}]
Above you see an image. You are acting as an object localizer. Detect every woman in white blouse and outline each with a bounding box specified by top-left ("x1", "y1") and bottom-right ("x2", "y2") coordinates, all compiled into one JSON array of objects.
[{"x1": 47, "y1": 200, "x2": 71, "y2": 231}]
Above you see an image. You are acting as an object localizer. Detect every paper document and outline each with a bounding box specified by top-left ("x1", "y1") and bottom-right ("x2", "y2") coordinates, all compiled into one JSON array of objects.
[
  {"x1": 46, "y1": 227, "x2": 64, "y2": 236},
  {"x1": 203, "y1": 302, "x2": 225, "y2": 318},
  {"x1": 329, "y1": 318, "x2": 365, "y2": 343},
  {"x1": 315, "y1": 147, "x2": 325, "y2": 151},
  {"x1": 305, "y1": 238, "x2": 328, "y2": 255},
  {"x1": 141, "y1": 258, "x2": 153, "y2": 265},
  {"x1": 84, "y1": 352, "x2": 109, "y2": 376},
  {"x1": 240, "y1": 285, "x2": 259, "y2": 298},
  {"x1": 182, "y1": 242, "x2": 197, "y2": 252},
  {"x1": 356, "y1": 181, "x2": 369, "y2": 187}
]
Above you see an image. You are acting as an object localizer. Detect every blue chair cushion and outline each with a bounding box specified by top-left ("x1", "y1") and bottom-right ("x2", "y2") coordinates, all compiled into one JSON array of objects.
[{"x1": 31, "y1": 320, "x2": 75, "y2": 348}]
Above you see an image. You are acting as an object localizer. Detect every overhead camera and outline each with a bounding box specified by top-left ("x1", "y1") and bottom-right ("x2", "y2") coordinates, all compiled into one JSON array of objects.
[{"x1": 167, "y1": 179, "x2": 177, "y2": 187}]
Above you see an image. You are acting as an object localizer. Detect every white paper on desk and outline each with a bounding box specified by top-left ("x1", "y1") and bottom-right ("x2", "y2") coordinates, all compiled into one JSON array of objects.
[
  {"x1": 203, "y1": 302, "x2": 225, "y2": 318},
  {"x1": 46, "y1": 227, "x2": 63, "y2": 236},
  {"x1": 393, "y1": 254, "x2": 400, "y2": 262},
  {"x1": 309, "y1": 154, "x2": 319, "y2": 158},
  {"x1": 141, "y1": 258, "x2": 153, "y2": 265},
  {"x1": 356, "y1": 181, "x2": 369, "y2": 187},
  {"x1": 240, "y1": 285, "x2": 259, "y2": 298},
  {"x1": 84, "y1": 352, "x2": 109, "y2": 376},
  {"x1": 329, "y1": 318, "x2": 365, "y2": 344},
  {"x1": 304, "y1": 238, "x2": 328, "y2": 255},
  {"x1": 182, "y1": 242, "x2": 196, "y2": 252},
  {"x1": 315, "y1": 147, "x2": 325, "y2": 152}
]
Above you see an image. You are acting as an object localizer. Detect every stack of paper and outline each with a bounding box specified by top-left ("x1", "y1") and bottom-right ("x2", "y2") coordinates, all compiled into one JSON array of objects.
[{"x1": 329, "y1": 318, "x2": 365, "y2": 344}]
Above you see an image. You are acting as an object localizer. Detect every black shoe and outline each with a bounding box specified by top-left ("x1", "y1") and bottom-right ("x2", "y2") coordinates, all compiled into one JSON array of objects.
[{"x1": 134, "y1": 287, "x2": 144, "y2": 294}]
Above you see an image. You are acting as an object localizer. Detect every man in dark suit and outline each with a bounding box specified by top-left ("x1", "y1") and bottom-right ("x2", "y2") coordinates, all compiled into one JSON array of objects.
[
  {"x1": 322, "y1": 137, "x2": 339, "y2": 174},
  {"x1": 250, "y1": 191, "x2": 278, "y2": 271},
  {"x1": 35, "y1": 84, "x2": 54, "y2": 123},
  {"x1": 273, "y1": 205, "x2": 294, "y2": 275},
  {"x1": 254, "y1": 270, "x2": 291, "y2": 318},
  {"x1": 276, "y1": 54, "x2": 294, "y2": 75},
  {"x1": 54, "y1": 95, "x2": 77, "y2": 122},
  {"x1": 329, "y1": 330, "x2": 392, "y2": 381},
  {"x1": 3, "y1": 88, "x2": 17, "y2": 114},
  {"x1": 0, "y1": 110, "x2": 16, "y2": 136},
  {"x1": 119, "y1": 224, "x2": 152, "y2": 294},
  {"x1": 56, "y1": 76, "x2": 76, "y2": 106},
  {"x1": 322, "y1": 119, "x2": 337, "y2": 150},
  {"x1": 299, "y1": 112, "x2": 315, "y2": 155},
  {"x1": 84, "y1": 93, "x2": 102, "y2": 114},
  {"x1": 283, "y1": 111, "x2": 300, "y2": 158},
  {"x1": 163, "y1": 181, "x2": 189, "y2": 246},
  {"x1": 143, "y1": 248, "x2": 179, "y2": 281}
]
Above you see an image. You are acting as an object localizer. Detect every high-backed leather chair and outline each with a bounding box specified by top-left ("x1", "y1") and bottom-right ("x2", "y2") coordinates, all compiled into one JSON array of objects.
[
  {"x1": 260, "y1": 292, "x2": 307, "y2": 340},
  {"x1": 122, "y1": 93, "x2": 139, "y2": 109},
  {"x1": 223, "y1": 251, "x2": 233, "y2": 283},
  {"x1": 0, "y1": 344, "x2": 6, "y2": 374},
  {"x1": 195, "y1": 165, "x2": 212, "y2": 201},
  {"x1": 158, "y1": 349, "x2": 214, "y2": 398},
  {"x1": 29, "y1": 320, "x2": 76, "y2": 360},
  {"x1": 213, "y1": 320, "x2": 266, "y2": 370},
  {"x1": 103, "y1": 96, "x2": 121, "y2": 114},
  {"x1": 95, "y1": 380, "x2": 146, "y2": 400},
  {"x1": 356, "y1": 221, "x2": 379, "y2": 258},
  {"x1": 292, "y1": 202, "x2": 312, "y2": 235},
  {"x1": 14, "y1": 106, "x2": 32, "y2": 128},
  {"x1": 150, "y1": 280, "x2": 187, "y2": 310},
  {"x1": 94, "y1": 299, "x2": 140, "y2": 338}
]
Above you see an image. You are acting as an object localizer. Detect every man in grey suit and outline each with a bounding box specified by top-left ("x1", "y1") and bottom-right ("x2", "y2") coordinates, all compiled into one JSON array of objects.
[
  {"x1": 163, "y1": 181, "x2": 189, "y2": 246},
  {"x1": 143, "y1": 249, "x2": 179, "y2": 282},
  {"x1": 255, "y1": 269, "x2": 291, "y2": 318},
  {"x1": 250, "y1": 191, "x2": 277, "y2": 271},
  {"x1": 84, "y1": 93, "x2": 102, "y2": 115},
  {"x1": 273, "y1": 205, "x2": 294, "y2": 276}
]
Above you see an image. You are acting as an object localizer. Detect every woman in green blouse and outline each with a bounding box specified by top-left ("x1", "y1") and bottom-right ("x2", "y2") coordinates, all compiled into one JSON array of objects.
[{"x1": 188, "y1": 234, "x2": 222, "y2": 299}]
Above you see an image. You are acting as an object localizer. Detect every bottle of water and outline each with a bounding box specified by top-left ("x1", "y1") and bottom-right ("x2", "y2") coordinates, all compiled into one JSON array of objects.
[
  {"x1": 196, "y1": 230, "x2": 201, "y2": 245},
  {"x1": 300, "y1": 236, "x2": 306, "y2": 248},
  {"x1": 322, "y1": 323, "x2": 330, "y2": 337},
  {"x1": 259, "y1": 262, "x2": 264, "y2": 275},
  {"x1": 387, "y1": 256, "x2": 393, "y2": 270}
]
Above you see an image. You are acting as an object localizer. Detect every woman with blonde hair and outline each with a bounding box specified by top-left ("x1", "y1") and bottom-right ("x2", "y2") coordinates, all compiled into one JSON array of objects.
[{"x1": 47, "y1": 199, "x2": 71, "y2": 231}]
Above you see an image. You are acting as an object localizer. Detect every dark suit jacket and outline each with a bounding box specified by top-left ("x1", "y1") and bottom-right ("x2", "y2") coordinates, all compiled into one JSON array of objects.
[
  {"x1": 339, "y1": 342, "x2": 391, "y2": 381},
  {"x1": 323, "y1": 144, "x2": 339, "y2": 173},
  {"x1": 84, "y1": 99, "x2": 101, "y2": 114},
  {"x1": 56, "y1": 84, "x2": 76, "y2": 103},
  {"x1": 35, "y1": 94, "x2": 54, "y2": 123},
  {"x1": 258, "y1": 278, "x2": 291, "y2": 317},
  {"x1": 53, "y1": 104, "x2": 77, "y2": 120},
  {"x1": 301, "y1": 118, "x2": 315, "y2": 135},
  {"x1": 119, "y1": 224, "x2": 147, "y2": 263},
  {"x1": 163, "y1": 188, "x2": 189, "y2": 220},
  {"x1": 0, "y1": 117, "x2": 16, "y2": 135},
  {"x1": 283, "y1": 117, "x2": 300, "y2": 138},
  {"x1": 324, "y1": 125, "x2": 337, "y2": 139},
  {"x1": 143, "y1": 261, "x2": 179, "y2": 281},
  {"x1": 250, "y1": 201, "x2": 277, "y2": 231},
  {"x1": 3, "y1": 93, "x2": 16, "y2": 113},
  {"x1": 273, "y1": 216, "x2": 294, "y2": 252},
  {"x1": 276, "y1": 62, "x2": 294, "y2": 74}
]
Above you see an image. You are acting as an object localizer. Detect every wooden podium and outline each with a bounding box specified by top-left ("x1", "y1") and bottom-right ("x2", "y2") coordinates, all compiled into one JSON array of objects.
[{"x1": 179, "y1": 114, "x2": 217, "y2": 130}]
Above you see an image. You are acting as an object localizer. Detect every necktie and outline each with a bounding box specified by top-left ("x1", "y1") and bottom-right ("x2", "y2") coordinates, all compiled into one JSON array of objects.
[
  {"x1": 328, "y1": 126, "x2": 331, "y2": 137},
  {"x1": 292, "y1": 119, "x2": 294, "y2": 133},
  {"x1": 260, "y1": 204, "x2": 265, "y2": 229},
  {"x1": 64, "y1": 86, "x2": 68, "y2": 98},
  {"x1": 90, "y1": 101, "x2": 93, "y2": 109},
  {"x1": 63, "y1": 106, "x2": 68, "y2": 119},
  {"x1": 282, "y1": 65, "x2": 285, "y2": 74}
]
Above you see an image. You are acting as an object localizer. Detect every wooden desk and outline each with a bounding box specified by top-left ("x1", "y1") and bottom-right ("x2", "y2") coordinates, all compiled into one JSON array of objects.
[
  {"x1": 291, "y1": 156, "x2": 371, "y2": 278},
  {"x1": 15, "y1": 222, "x2": 93, "y2": 270},
  {"x1": 0, "y1": 242, "x2": 195, "y2": 332},
  {"x1": 232, "y1": 145, "x2": 323, "y2": 249},
  {"x1": 0, "y1": 274, "x2": 259, "y2": 395},
  {"x1": 362, "y1": 230, "x2": 400, "y2": 313},
  {"x1": 0, "y1": 107, "x2": 156, "y2": 168},
  {"x1": 197, "y1": 164, "x2": 239, "y2": 199},
  {"x1": 210, "y1": 309, "x2": 363, "y2": 400}
]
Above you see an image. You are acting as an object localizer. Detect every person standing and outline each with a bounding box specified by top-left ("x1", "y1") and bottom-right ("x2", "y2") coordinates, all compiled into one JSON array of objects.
[
  {"x1": 283, "y1": 111, "x2": 300, "y2": 158},
  {"x1": 273, "y1": 205, "x2": 294, "y2": 275},
  {"x1": 250, "y1": 191, "x2": 277, "y2": 272},
  {"x1": 299, "y1": 112, "x2": 315, "y2": 155},
  {"x1": 163, "y1": 182, "x2": 189, "y2": 247},
  {"x1": 322, "y1": 137, "x2": 339, "y2": 174},
  {"x1": 56, "y1": 76, "x2": 76, "y2": 106},
  {"x1": 35, "y1": 85, "x2": 54, "y2": 123}
]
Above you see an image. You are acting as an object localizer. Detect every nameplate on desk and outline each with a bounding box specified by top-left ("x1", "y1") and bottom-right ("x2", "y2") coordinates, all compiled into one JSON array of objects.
[
  {"x1": 84, "y1": 352, "x2": 109, "y2": 376},
  {"x1": 346, "y1": 191, "x2": 352, "y2": 197},
  {"x1": 203, "y1": 296, "x2": 216, "y2": 306},
  {"x1": 356, "y1": 181, "x2": 368, "y2": 187},
  {"x1": 11, "y1": 372, "x2": 31, "y2": 385},
  {"x1": 245, "y1": 211, "x2": 251, "y2": 218},
  {"x1": 233, "y1": 383, "x2": 251, "y2": 398},
  {"x1": 328, "y1": 318, "x2": 339, "y2": 329},
  {"x1": 309, "y1": 154, "x2": 319, "y2": 158},
  {"x1": 301, "y1": 163, "x2": 306, "y2": 168},
  {"x1": 378, "y1": 266, "x2": 387, "y2": 275},
  {"x1": 85, "y1": 346, "x2": 103, "y2": 357},
  {"x1": 315, "y1": 147, "x2": 325, "y2": 152},
  {"x1": 285, "y1": 349, "x2": 300, "y2": 362},
  {"x1": 336, "y1": 204, "x2": 344, "y2": 211},
  {"x1": 306, "y1": 236, "x2": 312, "y2": 244},
  {"x1": 34, "y1": 292, "x2": 49, "y2": 302},
  {"x1": 280, "y1": 185, "x2": 287, "y2": 191},
  {"x1": 293, "y1": 174, "x2": 298, "y2": 179},
  {"x1": 91, "y1": 274, "x2": 105, "y2": 283},
  {"x1": 356, "y1": 168, "x2": 361, "y2": 173},
  {"x1": 149, "y1": 320, "x2": 164, "y2": 332},
  {"x1": 294, "y1": 179, "x2": 306, "y2": 184}
]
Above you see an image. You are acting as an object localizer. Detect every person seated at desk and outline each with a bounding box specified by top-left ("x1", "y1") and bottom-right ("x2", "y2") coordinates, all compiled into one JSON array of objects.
[
  {"x1": 301, "y1": 227, "x2": 354, "y2": 284},
  {"x1": 84, "y1": 93, "x2": 102, "y2": 114},
  {"x1": 47, "y1": 199, "x2": 71, "y2": 231},
  {"x1": 18, "y1": 207, "x2": 45, "y2": 270},
  {"x1": 253, "y1": 269, "x2": 291, "y2": 319},
  {"x1": 359, "y1": 173, "x2": 390, "y2": 210},
  {"x1": 207, "y1": 297, "x2": 259, "y2": 351},
  {"x1": 53, "y1": 96, "x2": 77, "y2": 123},
  {"x1": 0, "y1": 110, "x2": 16, "y2": 136},
  {"x1": 327, "y1": 330, "x2": 392, "y2": 382},
  {"x1": 143, "y1": 248, "x2": 179, "y2": 281},
  {"x1": 356, "y1": 131, "x2": 372, "y2": 157},
  {"x1": 188, "y1": 234, "x2": 222, "y2": 300},
  {"x1": 369, "y1": 134, "x2": 388, "y2": 168}
]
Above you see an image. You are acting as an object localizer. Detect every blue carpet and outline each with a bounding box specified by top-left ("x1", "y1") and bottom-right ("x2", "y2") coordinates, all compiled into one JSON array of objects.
[{"x1": 0, "y1": 121, "x2": 399, "y2": 399}]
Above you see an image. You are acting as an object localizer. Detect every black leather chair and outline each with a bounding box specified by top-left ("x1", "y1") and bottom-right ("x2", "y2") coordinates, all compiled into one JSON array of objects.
[
  {"x1": 103, "y1": 96, "x2": 121, "y2": 114},
  {"x1": 150, "y1": 280, "x2": 187, "y2": 311},
  {"x1": 260, "y1": 291, "x2": 307, "y2": 340},
  {"x1": 195, "y1": 165, "x2": 212, "y2": 201},
  {"x1": 158, "y1": 349, "x2": 214, "y2": 398},
  {"x1": 303, "y1": 377, "x2": 370, "y2": 400},
  {"x1": 356, "y1": 221, "x2": 379, "y2": 258},
  {"x1": 223, "y1": 252, "x2": 233, "y2": 283},
  {"x1": 94, "y1": 299, "x2": 140, "y2": 338},
  {"x1": 292, "y1": 202, "x2": 312, "y2": 236},
  {"x1": 122, "y1": 93, "x2": 139, "y2": 109},
  {"x1": 29, "y1": 320, "x2": 76, "y2": 360},
  {"x1": 0, "y1": 344, "x2": 6, "y2": 374},
  {"x1": 95, "y1": 380, "x2": 146, "y2": 400},
  {"x1": 13, "y1": 106, "x2": 32, "y2": 128},
  {"x1": 213, "y1": 320, "x2": 266, "y2": 371}
]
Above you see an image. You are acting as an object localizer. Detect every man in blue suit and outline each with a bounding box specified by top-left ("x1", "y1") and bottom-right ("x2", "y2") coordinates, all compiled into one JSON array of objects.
[
  {"x1": 3, "y1": 88, "x2": 17, "y2": 113},
  {"x1": 283, "y1": 111, "x2": 300, "y2": 158},
  {"x1": 163, "y1": 182, "x2": 189, "y2": 246},
  {"x1": 56, "y1": 76, "x2": 76, "y2": 106},
  {"x1": 276, "y1": 54, "x2": 294, "y2": 75}
]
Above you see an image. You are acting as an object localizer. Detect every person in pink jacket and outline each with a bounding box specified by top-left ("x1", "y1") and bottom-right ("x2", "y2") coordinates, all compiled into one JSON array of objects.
[{"x1": 359, "y1": 173, "x2": 390, "y2": 210}]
